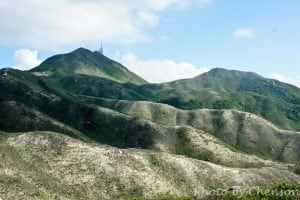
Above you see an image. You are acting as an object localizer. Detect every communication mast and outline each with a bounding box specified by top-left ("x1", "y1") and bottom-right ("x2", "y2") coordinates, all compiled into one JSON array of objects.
[{"x1": 100, "y1": 43, "x2": 103, "y2": 54}]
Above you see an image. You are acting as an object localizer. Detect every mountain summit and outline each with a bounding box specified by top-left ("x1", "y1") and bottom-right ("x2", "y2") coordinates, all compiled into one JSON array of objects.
[{"x1": 30, "y1": 47, "x2": 147, "y2": 85}]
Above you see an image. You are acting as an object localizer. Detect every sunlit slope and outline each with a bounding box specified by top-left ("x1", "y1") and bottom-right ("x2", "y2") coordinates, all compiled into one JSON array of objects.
[{"x1": 1, "y1": 131, "x2": 299, "y2": 200}]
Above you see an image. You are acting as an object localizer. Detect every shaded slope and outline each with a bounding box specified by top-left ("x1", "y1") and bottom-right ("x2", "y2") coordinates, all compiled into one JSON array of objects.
[
  {"x1": 0, "y1": 101, "x2": 87, "y2": 141},
  {"x1": 0, "y1": 68, "x2": 159, "y2": 149},
  {"x1": 30, "y1": 48, "x2": 147, "y2": 85}
]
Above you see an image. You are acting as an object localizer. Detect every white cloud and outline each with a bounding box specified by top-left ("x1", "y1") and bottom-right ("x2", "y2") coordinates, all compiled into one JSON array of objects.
[
  {"x1": 0, "y1": 0, "x2": 212, "y2": 49},
  {"x1": 269, "y1": 73, "x2": 300, "y2": 88},
  {"x1": 234, "y1": 28, "x2": 255, "y2": 39},
  {"x1": 122, "y1": 53, "x2": 210, "y2": 83},
  {"x1": 13, "y1": 49, "x2": 41, "y2": 70},
  {"x1": 137, "y1": 11, "x2": 159, "y2": 27}
]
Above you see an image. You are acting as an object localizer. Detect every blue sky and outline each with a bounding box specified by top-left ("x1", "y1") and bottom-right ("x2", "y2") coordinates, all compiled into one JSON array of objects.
[{"x1": 0, "y1": 0, "x2": 299, "y2": 85}]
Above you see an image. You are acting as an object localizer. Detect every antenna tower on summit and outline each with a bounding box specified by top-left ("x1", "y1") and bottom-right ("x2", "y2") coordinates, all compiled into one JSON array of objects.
[{"x1": 100, "y1": 43, "x2": 103, "y2": 54}]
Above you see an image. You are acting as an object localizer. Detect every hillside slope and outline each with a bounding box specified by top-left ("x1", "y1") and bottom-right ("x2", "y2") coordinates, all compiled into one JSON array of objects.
[{"x1": 1, "y1": 131, "x2": 299, "y2": 200}]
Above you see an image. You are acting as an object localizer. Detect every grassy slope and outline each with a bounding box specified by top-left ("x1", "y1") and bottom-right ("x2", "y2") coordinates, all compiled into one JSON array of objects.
[{"x1": 1, "y1": 131, "x2": 299, "y2": 200}]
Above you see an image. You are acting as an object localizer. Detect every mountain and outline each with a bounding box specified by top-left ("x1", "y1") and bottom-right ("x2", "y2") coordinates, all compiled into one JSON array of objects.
[
  {"x1": 31, "y1": 47, "x2": 147, "y2": 85},
  {"x1": 153, "y1": 68, "x2": 300, "y2": 131},
  {"x1": 1, "y1": 48, "x2": 300, "y2": 199}
]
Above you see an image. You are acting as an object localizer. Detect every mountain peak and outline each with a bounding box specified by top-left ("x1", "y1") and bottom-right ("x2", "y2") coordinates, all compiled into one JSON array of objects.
[
  {"x1": 30, "y1": 48, "x2": 147, "y2": 85},
  {"x1": 166, "y1": 67, "x2": 266, "y2": 92},
  {"x1": 204, "y1": 67, "x2": 262, "y2": 78},
  {"x1": 205, "y1": 68, "x2": 227, "y2": 77},
  {"x1": 72, "y1": 47, "x2": 91, "y2": 54},
  {"x1": 72, "y1": 47, "x2": 102, "y2": 55}
]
